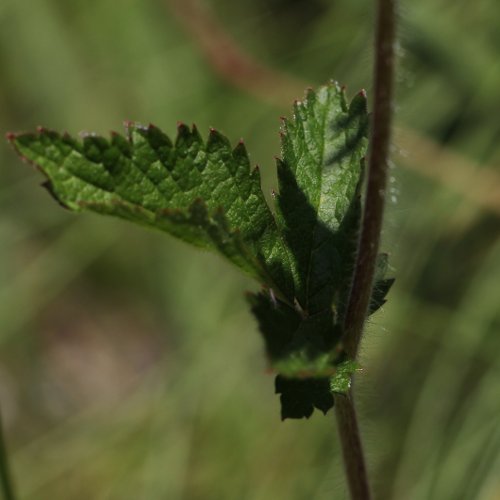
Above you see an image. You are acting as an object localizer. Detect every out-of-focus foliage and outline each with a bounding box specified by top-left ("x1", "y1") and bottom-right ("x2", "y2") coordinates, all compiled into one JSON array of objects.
[{"x1": 0, "y1": 0, "x2": 499, "y2": 499}]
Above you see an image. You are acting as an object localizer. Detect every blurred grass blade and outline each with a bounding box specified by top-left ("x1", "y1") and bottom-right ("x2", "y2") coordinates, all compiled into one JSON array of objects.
[{"x1": 0, "y1": 412, "x2": 15, "y2": 500}]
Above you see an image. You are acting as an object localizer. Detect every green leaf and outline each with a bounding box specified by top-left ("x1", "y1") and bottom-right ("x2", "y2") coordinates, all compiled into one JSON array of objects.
[
  {"x1": 248, "y1": 291, "x2": 341, "y2": 378},
  {"x1": 369, "y1": 253, "x2": 395, "y2": 314},
  {"x1": 275, "y1": 376, "x2": 334, "y2": 420},
  {"x1": 273, "y1": 361, "x2": 358, "y2": 420},
  {"x1": 8, "y1": 82, "x2": 387, "y2": 420},
  {"x1": 276, "y1": 83, "x2": 368, "y2": 315},
  {"x1": 249, "y1": 84, "x2": 370, "y2": 418},
  {"x1": 8, "y1": 123, "x2": 295, "y2": 301},
  {"x1": 248, "y1": 290, "x2": 352, "y2": 419}
]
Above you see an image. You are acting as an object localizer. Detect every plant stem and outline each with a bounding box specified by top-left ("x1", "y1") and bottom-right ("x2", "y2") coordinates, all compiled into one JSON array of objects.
[
  {"x1": 343, "y1": 0, "x2": 396, "y2": 360},
  {"x1": 0, "y1": 412, "x2": 15, "y2": 500},
  {"x1": 335, "y1": 393, "x2": 372, "y2": 500},
  {"x1": 334, "y1": 0, "x2": 396, "y2": 499}
]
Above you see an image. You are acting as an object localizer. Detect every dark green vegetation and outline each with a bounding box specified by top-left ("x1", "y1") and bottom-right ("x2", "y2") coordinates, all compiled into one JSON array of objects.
[
  {"x1": 9, "y1": 84, "x2": 392, "y2": 420},
  {"x1": 1, "y1": 0, "x2": 499, "y2": 498}
]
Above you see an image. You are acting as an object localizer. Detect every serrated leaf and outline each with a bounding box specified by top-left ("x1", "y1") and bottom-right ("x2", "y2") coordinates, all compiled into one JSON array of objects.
[
  {"x1": 369, "y1": 253, "x2": 395, "y2": 314},
  {"x1": 249, "y1": 289, "x2": 344, "y2": 419},
  {"x1": 369, "y1": 278, "x2": 395, "y2": 314},
  {"x1": 276, "y1": 83, "x2": 368, "y2": 315},
  {"x1": 8, "y1": 82, "x2": 389, "y2": 420},
  {"x1": 249, "y1": 84, "x2": 370, "y2": 417},
  {"x1": 248, "y1": 291, "x2": 340, "y2": 377},
  {"x1": 275, "y1": 376, "x2": 334, "y2": 420},
  {"x1": 9, "y1": 124, "x2": 295, "y2": 301},
  {"x1": 273, "y1": 361, "x2": 358, "y2": 420}
]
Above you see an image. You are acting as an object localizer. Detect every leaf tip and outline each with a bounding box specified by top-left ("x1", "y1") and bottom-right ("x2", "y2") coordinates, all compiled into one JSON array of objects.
[
  {"x1": 279, "y1": 116, "x2": 291, "y2": 131},
  {"x1": 305, "y1": 87, "x2": 315, "y2": 100},
  {"x1": 292, "y1": 99, "x2": 303, "y2": 113},
  {"x1": 5, "y1": 131, "x2": 16, "y2": 142},
  {"x1": 207, "y1": 127, "x2": 230, "y2": 149},
  {"x1": 123, "y1": 120, "x2": 134, "y2": 131},
  {"x1": 232, "y1": 138, "x2": 249, "y2": 161},
  {"x1": 208, "y1": 126, "x2": 222, "y2": 139},
  {"x1": 176, "y1": 121, "x2": 190, "y2": 138}
]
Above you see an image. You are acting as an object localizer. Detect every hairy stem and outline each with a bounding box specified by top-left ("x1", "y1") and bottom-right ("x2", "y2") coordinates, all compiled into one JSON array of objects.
[
  {"x1": 335, "y1": 393, "x2": 372, "y2": 499},
  {"x1": 334, "y1": 0, "x2": 396, "y2": 499},
  {"x1": 343, "y1": 0, "x2": 396, "y2": 360},
  {"x1": 0, "y1": 412, "x2": 15, "y2": 500}
]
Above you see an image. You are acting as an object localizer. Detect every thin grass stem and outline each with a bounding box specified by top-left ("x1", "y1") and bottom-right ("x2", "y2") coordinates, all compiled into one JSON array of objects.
[{"x1": 0, "y1": 411, "x2": 16, "y2": 500}]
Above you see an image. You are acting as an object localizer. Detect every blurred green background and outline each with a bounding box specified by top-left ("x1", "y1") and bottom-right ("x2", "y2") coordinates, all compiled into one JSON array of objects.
[{"x1": 1, "y1": 0, "x2": 499, "y2": 498}]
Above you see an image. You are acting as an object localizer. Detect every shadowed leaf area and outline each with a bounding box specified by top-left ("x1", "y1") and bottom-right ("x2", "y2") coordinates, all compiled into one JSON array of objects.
[{"x1": 8, "y1": 82, "x2": 392, "y2": 419}]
